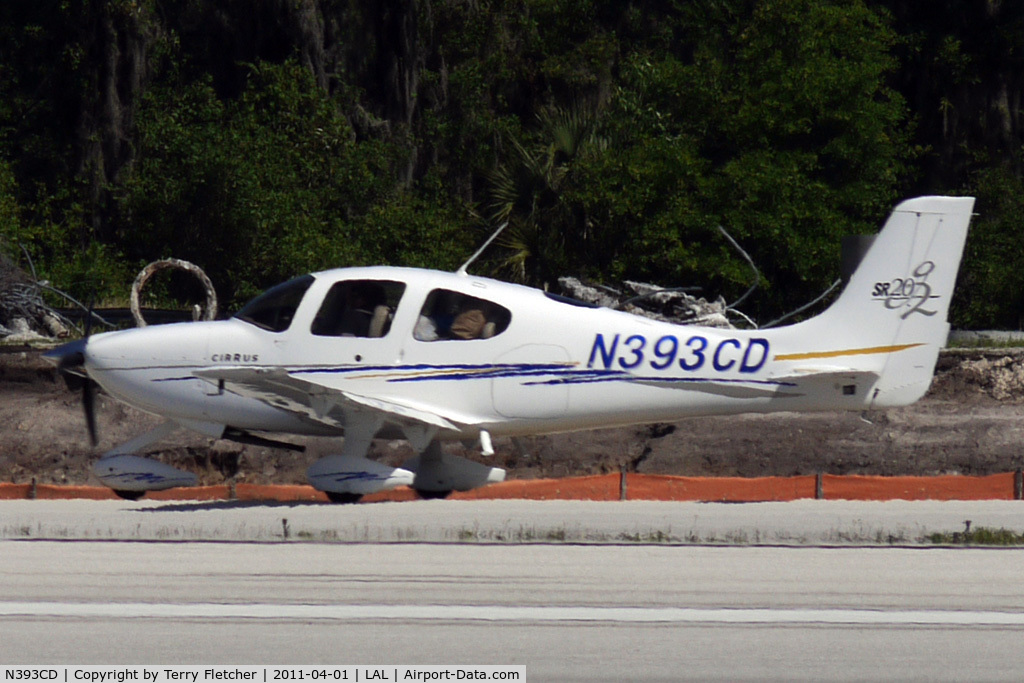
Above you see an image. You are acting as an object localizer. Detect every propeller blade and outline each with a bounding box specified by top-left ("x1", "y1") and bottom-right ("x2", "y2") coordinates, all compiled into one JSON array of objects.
[
  {"x1": 44, "y1": 329, "x2": 98, "y2": 446},
  {"x1": 81, "y1": 295, "x2": 99, "y2": 447},
  {"x1": 44, "y1": 297, "x2": 101, "y2": 447},
  {"x1": 83, "y1": 378, "x2": 98, "y2": 447},
  {"x1": 61, "y1": 371, "x2": 85, "y2": 392}
]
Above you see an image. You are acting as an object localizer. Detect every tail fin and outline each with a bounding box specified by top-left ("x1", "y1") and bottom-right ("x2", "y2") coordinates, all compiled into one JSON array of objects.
[{"x1": 788, "y1": 196, "x2": 974, "y2": 407}]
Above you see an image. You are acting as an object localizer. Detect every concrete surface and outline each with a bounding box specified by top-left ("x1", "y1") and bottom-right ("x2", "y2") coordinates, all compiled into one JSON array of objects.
[
  {"x1": 2, "y1": 498, "x2": 1023, "y2": 544},
  {"x1": 4, "y1": 539, "x2": 1024, "y2": 680}
]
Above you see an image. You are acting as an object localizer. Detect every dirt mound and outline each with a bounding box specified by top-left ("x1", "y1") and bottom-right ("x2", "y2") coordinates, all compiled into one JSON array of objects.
[
  {"x1": 1, "y1": 346, "x2": 1022, "y2": 486},
  {"x1": 934, "y1": 349, "x2": 1024, "y2": 401}
]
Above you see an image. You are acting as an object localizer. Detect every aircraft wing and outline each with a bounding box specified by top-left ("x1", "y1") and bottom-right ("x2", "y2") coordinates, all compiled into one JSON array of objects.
[{"x1": 194, "y1": 366, "x2": 471, "y2": 432}]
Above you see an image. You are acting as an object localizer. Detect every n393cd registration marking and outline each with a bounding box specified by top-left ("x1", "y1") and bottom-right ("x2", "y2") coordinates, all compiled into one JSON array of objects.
[{"x1": 587, "y1": 333, "x2": 770, "y2": 374}]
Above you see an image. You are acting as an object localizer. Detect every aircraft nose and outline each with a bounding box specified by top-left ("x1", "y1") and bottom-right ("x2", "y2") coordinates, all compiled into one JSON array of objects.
[{"x1": 91, "y1": 322, "x2": 213, "y2": 363}]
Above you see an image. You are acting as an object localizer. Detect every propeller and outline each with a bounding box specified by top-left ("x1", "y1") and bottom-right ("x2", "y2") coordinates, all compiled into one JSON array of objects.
[
  {"x1": 78, "y1": 300, "x2": 99, "y2": 447},
  {"x1": 82, "y1": 371, "x2": 98, "y2": 447},
  {"x1": 47, "y1": 301, "x2": 99, "y2": 447}
]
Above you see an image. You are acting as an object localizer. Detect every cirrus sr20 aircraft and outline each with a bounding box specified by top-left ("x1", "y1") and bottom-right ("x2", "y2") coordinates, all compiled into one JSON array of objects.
[{"x1": 45, "y1": 196, "x2": 974, "y2": 501}]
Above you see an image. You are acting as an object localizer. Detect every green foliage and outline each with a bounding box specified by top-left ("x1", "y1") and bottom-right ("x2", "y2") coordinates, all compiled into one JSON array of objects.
[
  {"x1": 636, "y1": 0, "x2": 906, "y2": 316},
  {"x1": 0, "y1": 1, "x2": 145, "y2": 302},
  {"x1": 952, "y1": 166, "x2": 1024, "y2": 329},
  {"x1": 119, "y1": 60, "x2": 401, "y2": 305},
  {"x1": 928, "y1": 526, "x2": 1024, "y2": 546},
  {"x1": 0, "y1": 159, "x2": 19, "y2": 246},
  {"x1": 0, "y1": 0, "x2": 1021, "y2": 326},
  {"x1": 351, "y1": 178, "x2": 477, "y2": 272},
  {"x1": 485, "y1": 103, "x2": 609, "y2": 286},
  {"x1": 0, "y1": 157, "x2": 129, "y2": 302},
  {"x1": 483, "y1": 0, "x2": 909, "y2": 318}
]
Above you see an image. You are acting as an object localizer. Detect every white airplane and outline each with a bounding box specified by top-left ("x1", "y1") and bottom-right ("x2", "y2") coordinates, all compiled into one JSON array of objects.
[{"x1": 44, "y1": 195, "x2": 974, "y2": 501}]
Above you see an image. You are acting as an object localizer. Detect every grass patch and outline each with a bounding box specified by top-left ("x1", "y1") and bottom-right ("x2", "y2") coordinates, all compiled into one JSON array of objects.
[
  {"x1": 946, "y1": 338, "x2": 1024, "y2": 349},
  {"x1": 616, "y1": 530, "x2": 680, "y2": 544},
  {"x1": 927, "y1": 526, "x2": 1024, "y2": 546}
]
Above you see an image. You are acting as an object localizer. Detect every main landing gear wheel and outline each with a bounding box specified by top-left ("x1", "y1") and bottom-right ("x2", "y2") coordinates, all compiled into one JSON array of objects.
[
  {"x1": 113, "y1": 489, "x2": 146, "y2": 501},
  {"x1": 325, "y1": 492, "x2": 363, "y2": 504},
  {"x1": 414, "y1": 489, "x2": 452, "y2": 500}
]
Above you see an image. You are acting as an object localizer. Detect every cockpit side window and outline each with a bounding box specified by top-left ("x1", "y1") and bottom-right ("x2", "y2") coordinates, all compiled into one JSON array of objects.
[
  {"x1": 311, "y1": 279, "x2": 406, "y2": 338},
  {"x1": 414, "y1": 289, "x2": 511, "y2": 341},
  {"x1": 234, "y1": 275, "x2": 314, "y2": 333}
]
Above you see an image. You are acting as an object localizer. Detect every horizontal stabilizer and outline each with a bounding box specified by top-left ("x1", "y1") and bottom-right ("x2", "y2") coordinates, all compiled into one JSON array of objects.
[
  {"x1": 635, "y1": 377, "x2": 794, "y2": 399},
  {"x1": 773, "y1": 368, "x2": 880, "y2": 385}
]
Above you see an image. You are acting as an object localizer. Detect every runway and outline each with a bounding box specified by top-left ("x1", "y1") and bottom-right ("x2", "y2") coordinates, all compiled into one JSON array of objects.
[
  {"x1": 3, "y1": 500, "x2": 1024, "y2": 680},
  {"x1": 4, "y1": 541, "x2": 1024, "y2": 680}
]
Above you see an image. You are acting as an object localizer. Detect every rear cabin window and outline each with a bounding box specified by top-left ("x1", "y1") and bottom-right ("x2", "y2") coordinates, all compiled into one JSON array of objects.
[
  {"x1": 310, "y1": 280, "x2": 406, "y2": 338},
  {"x1": 414, "y1": 289, "x2": 511, "y2": 341},
  {"x1": 234, "y1": 275, "x2": 314, "y2": 333}
]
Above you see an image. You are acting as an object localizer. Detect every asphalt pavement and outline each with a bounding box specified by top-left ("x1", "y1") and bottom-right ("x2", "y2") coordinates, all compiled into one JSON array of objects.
[{"x1": 4, "y1": 538, "x2": 1024, "y2": 680}]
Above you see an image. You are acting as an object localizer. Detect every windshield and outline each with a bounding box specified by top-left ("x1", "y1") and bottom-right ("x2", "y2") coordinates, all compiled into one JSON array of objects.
[{"x1": 234, "y1": 275, "x2": 314, "y2": 332}]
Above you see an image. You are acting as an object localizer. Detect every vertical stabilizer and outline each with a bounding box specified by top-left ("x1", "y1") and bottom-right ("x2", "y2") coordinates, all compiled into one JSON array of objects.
[{"x1": 790, "y1": 196, "x2": 974, "y2": 407}]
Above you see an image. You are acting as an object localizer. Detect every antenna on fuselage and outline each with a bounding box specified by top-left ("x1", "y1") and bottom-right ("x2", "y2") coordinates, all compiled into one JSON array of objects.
[{"x1": 456, "y1": 221, "x2": 509, "y2": 276}]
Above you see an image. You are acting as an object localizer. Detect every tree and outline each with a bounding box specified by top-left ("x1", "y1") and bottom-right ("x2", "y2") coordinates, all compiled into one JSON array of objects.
[
  {"x1": 485, "y1": 0, "x2": 910, "y2": 320},
  {"x1": 0, "y1": 0, "x2": 1021, "y2": 327},
  {"x1": 951, "y1": 165, "x2": 1024, "y2": 329},
  {"x1": 484, "y1": 103, "x2": 608, "y2": 286}
]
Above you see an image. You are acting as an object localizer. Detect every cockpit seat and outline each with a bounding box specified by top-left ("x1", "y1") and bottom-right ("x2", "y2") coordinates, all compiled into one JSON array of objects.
[{"x1": 368, "y1": 305, "x2": 391, "y2": 338}]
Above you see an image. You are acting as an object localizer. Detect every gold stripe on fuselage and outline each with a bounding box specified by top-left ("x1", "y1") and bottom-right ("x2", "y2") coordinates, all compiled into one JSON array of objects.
[{"x1": 774, "y1": 343, "x2": 925, "y2": 362}]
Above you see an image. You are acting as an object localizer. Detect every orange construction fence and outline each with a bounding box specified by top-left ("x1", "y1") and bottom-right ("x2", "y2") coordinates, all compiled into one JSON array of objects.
[{"x1": 1, "y1": 472, "x2": 1022, "y2": 502}]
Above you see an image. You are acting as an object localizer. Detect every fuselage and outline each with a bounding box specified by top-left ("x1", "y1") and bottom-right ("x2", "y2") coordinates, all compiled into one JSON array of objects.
[{"x1": 80, "y1": 265, "x2": 884, "y2": 442}]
